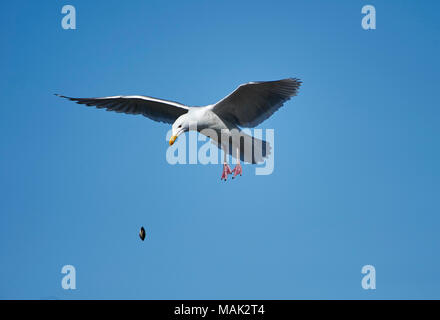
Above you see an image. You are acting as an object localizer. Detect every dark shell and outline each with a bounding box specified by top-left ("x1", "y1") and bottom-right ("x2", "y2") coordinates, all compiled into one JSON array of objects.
[{"x1": 139, "y1": 227, "x2": 146, "y2": 241}]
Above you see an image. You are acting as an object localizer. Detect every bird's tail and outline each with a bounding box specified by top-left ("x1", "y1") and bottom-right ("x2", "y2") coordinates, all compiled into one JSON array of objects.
[{"x1": 213, "y1": 130, "x2": 272, "y2": 164}]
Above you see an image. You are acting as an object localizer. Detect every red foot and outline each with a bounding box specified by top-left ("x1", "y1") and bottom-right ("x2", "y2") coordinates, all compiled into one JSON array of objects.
[
  {"x1": 221, "y1": 163, "x2": 232, "y2": 181},
  {"x1": 232, "y1": 163, "x2": 243, "y2": 179}
]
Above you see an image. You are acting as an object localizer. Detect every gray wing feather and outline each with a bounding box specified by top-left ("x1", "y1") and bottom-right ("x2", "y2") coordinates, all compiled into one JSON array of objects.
[
  {"x1": 56, "y1": 94, "x2": 189, "y2": 124},
  {"x1": 211, "y1": 78, "x2": 301, "y2": 127}
]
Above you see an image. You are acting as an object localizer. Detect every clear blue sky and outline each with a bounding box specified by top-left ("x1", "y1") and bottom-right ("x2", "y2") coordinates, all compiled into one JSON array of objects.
[{"x1": 1, "y1": 0, "x2": 439, "y2": 299}]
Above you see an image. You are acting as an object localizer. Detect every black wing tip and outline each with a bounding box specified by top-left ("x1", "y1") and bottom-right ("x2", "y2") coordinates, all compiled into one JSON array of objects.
[
  {"x1": 55, "y1": 93, "x2": 70, "y2": 99},
  {"x1": 252, "y1": 77, "x2": 302, "y2": 87},
  {"x1": 286, "y1": 78, "x2": 302, "y2": 95},
  {"x1": 275, "y1": 78, "x2": 302, "y2": 97},
  {"x1": 55, "y1": 94, "x2": 83, "y2": 103},
  {"x1": 286, "y1": 77, "x2": 302, "y2": 86}
]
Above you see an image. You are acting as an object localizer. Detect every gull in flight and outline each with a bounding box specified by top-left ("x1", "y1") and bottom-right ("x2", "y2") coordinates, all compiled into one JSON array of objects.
[{"x1": 56, "y1": 78, "x2": 301, "y2": 180}]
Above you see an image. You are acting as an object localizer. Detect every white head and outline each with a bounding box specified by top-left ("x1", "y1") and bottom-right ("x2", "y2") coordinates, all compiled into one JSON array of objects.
[{"x1": 169, "y1": 114, "x2": 191, "y2": 145}]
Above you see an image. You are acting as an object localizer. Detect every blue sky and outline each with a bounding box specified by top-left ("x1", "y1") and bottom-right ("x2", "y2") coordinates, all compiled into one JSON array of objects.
[{"x1": 1, "y1": 0, "x2": 439, "y2": 299}]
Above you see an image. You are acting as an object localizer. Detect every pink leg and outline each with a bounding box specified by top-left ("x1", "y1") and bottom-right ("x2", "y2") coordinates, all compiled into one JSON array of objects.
[
  {"x1": 221, "y1": 163, "x2": 232, "y2": 181},
  {"x1": 232, "y1": 148, "x2": 242, "y2": 179},
  {"x1": 232, "y1": 162, "x2": 242, "y2": 179}
]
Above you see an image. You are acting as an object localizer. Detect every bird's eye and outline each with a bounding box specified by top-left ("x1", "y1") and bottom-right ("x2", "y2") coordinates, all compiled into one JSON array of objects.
[{"x1": 178, "y1": 125, "x2": 182, "y2": 128}]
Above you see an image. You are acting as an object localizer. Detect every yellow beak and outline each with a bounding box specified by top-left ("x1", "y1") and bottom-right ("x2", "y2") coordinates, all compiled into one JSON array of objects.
[{"x1": 169, "y1": 135, "x2": 177, "y2": 146}]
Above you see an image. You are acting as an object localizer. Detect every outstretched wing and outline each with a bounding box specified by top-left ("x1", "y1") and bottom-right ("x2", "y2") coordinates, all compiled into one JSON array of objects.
[
  {"x1": 211, "y1": 78, "x2": 301, "y2": 128},
  {"x1": 56, "y1": 94, "x2": 189, "y2": 124}
]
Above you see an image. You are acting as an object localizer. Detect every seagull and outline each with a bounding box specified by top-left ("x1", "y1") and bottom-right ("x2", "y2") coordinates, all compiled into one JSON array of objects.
[{"x1": 56, "y1": 78, "x2": 301, "y2": 180}]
